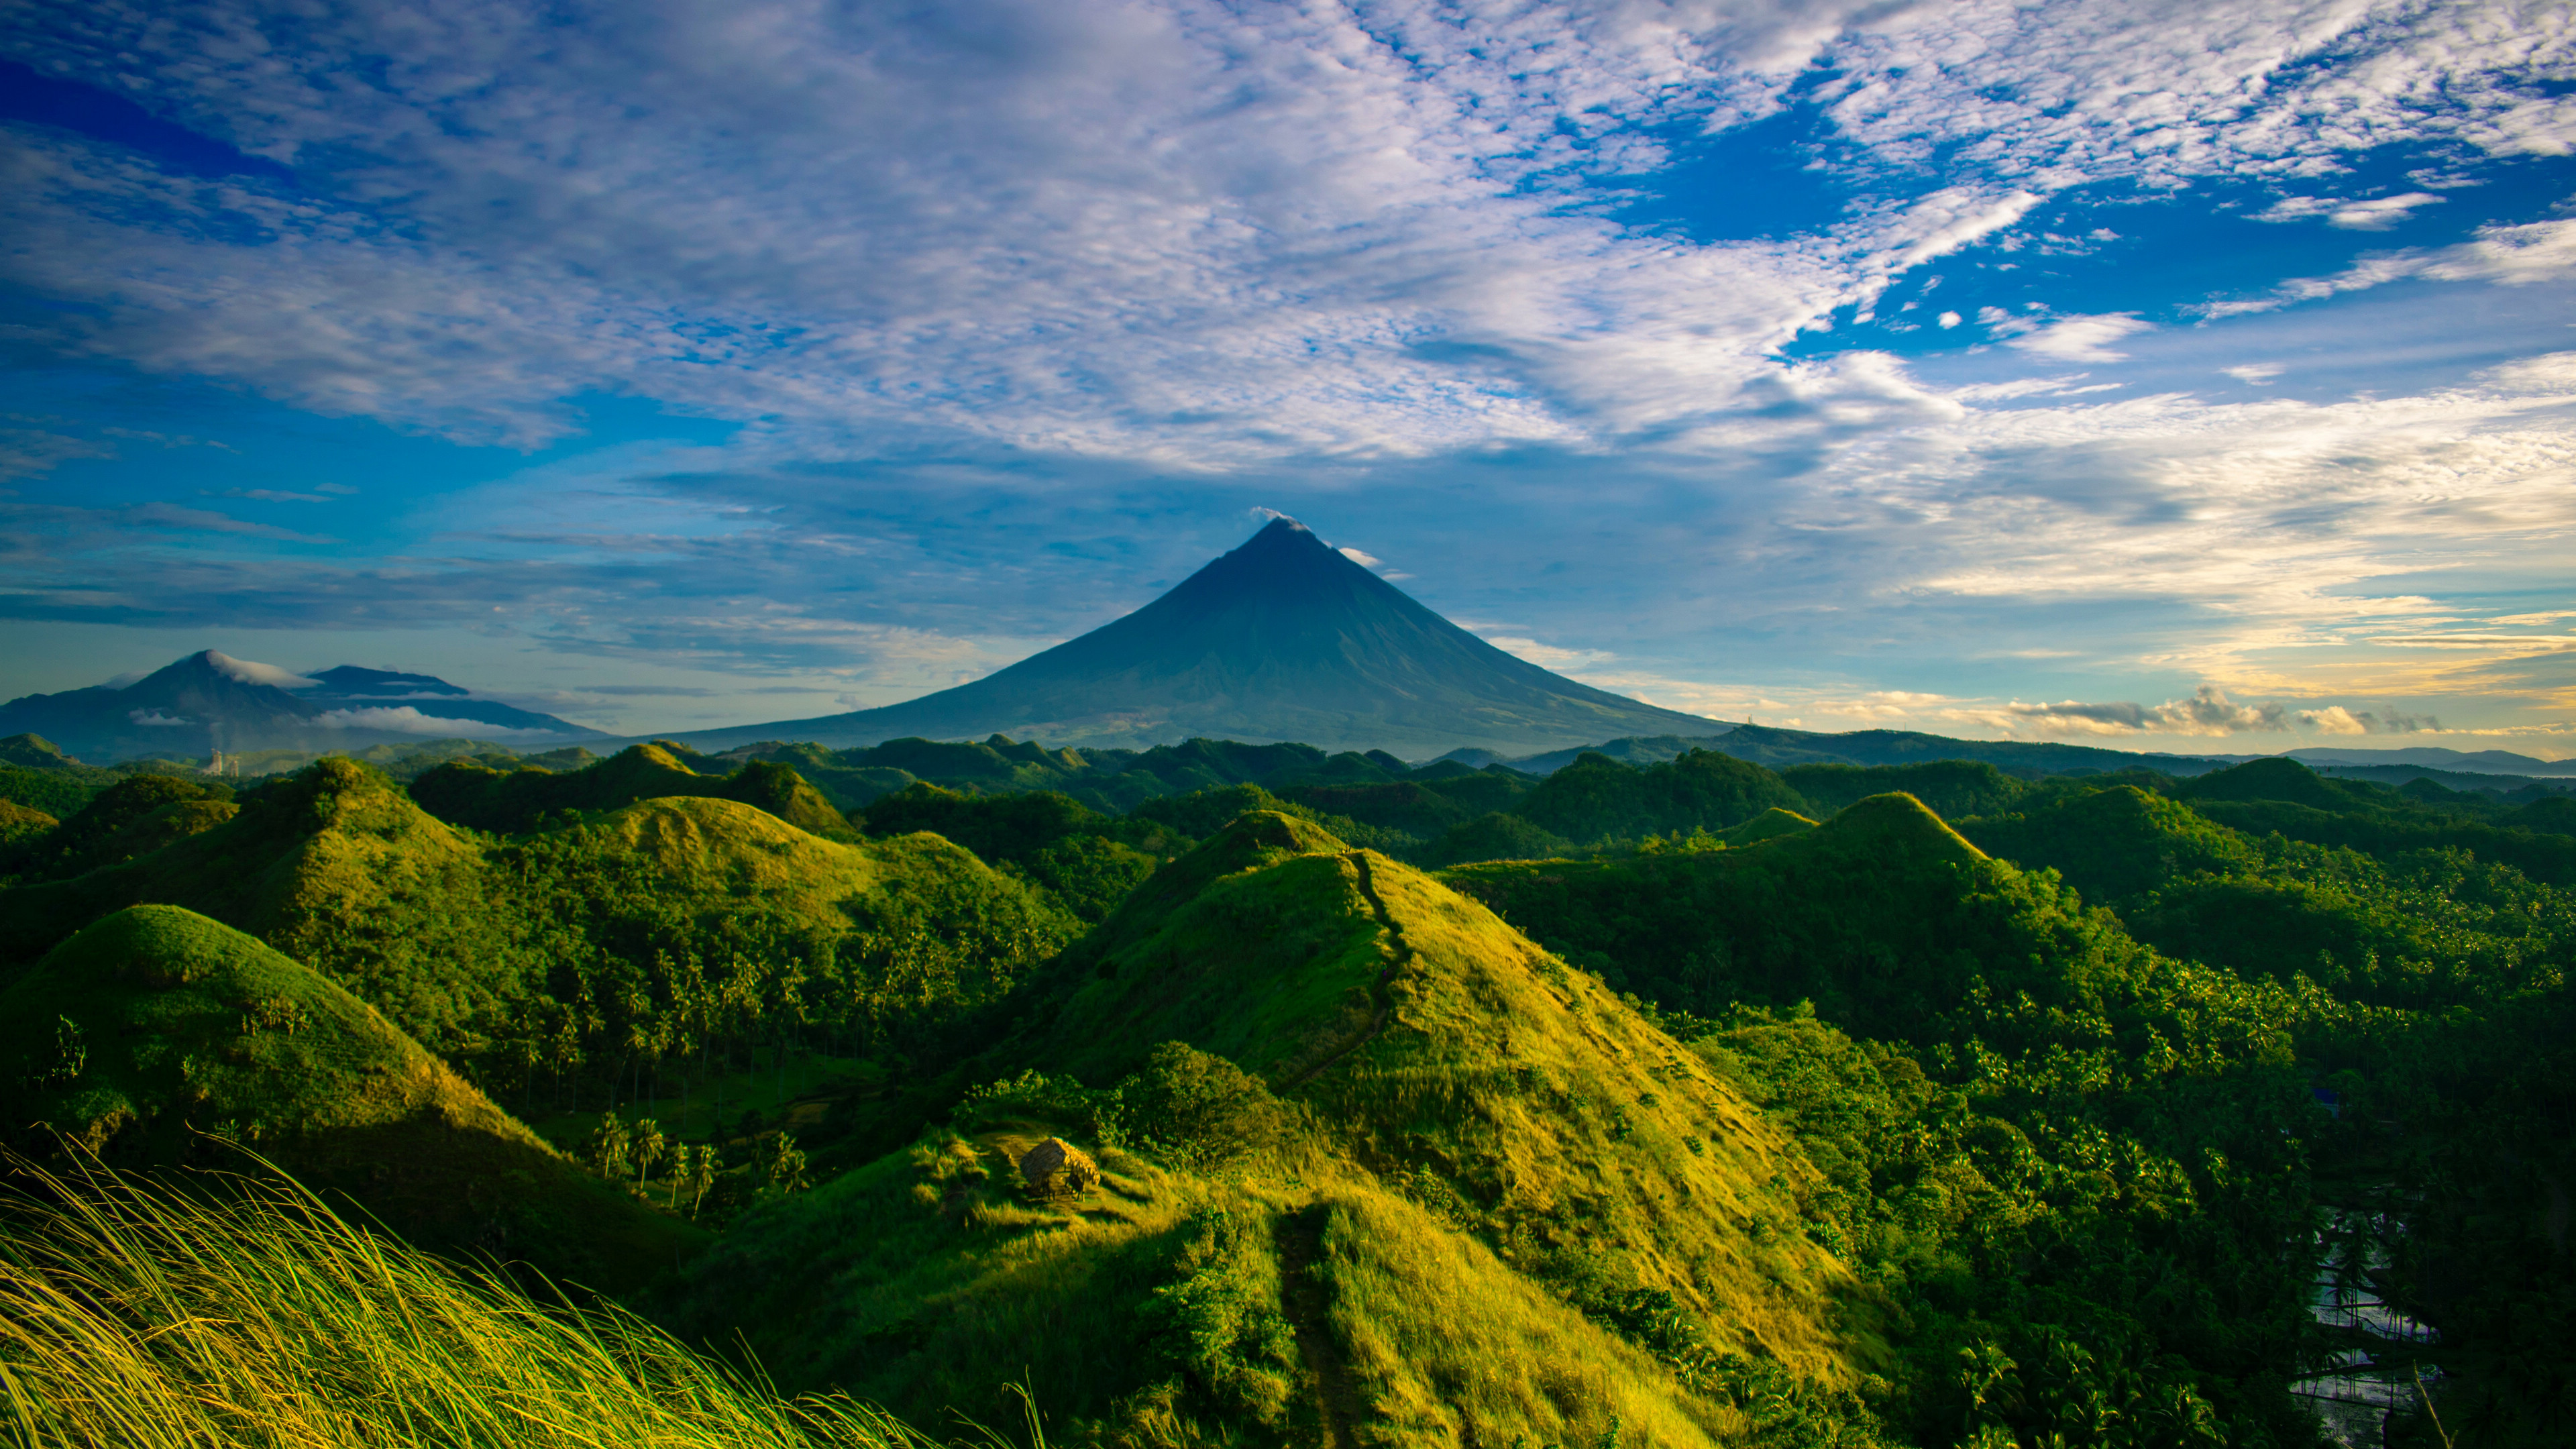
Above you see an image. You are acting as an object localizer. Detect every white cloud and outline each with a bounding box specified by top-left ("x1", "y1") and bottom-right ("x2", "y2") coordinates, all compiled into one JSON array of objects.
[
  {"x1": 1805, "y1": 1, "x2": 2576, "y2": 189},
  {"x1": 0, "y1": 426, "x2": 113, "y2": 481},
  {"x1": 2371, "y1": 633, "x2": 2576, "y2": 649},
  {"x1": 307, "y1": 706, "x2": 572, "y2": 740},
  {"x1": 2477, "y1": 350, "x2": 2576, "y2": 394},
  {"x1": 1990, "y1": 312, "x2": 2153, "y2": 363},
  {"x1": 218, "y1": 488, "x2": 334, "y2": 503},
  {"x1": 1950, "y1": 374, "x2": 2084, "y2": 402},
  {"x1": 2204, "y1": 219, "x2": 2576, "y2": 317},
  {"x1": 2222, "y1": 363, "x2": 2284, "y2": 384},
  {"x1": 0, "y1": 1, "x2": 1877, "y2": 458},
  {"x1": 2257, "y1": 193, "x2": 2446, "y2": 230},
  {"x1": 1482, "y1": 635, "x2": 1617, "y2": 672},
  {"x1": 6, "y1": 0, "x2": 2576, "y2": 749},
  {"x1": 1995, "y1": 686, "x2": 2288, "y2": 737},
  {"x1": 1877, "y1": 189, "x2": 2045, "y2": 274},
  {"x1": 1, "y1": 0, "x2": 2567, "y2": 465},
  {"x1": 204, "y1": 651, "x2": 317, "y2": 689}
]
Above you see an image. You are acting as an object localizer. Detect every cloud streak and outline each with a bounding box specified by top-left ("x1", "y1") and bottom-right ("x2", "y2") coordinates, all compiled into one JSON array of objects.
[
  {"x1": 2, "y1": 1, "x2": 2575, "y2": 747},
  {"x1": 2, "y1": 0, "x2": 2568, "y2": 460},
  {"x1": 1997, "y1": 686, "x2": 2288, "y2": 737},
  {"x1": 307, "y1": 706, "x2": 574, "y2": 740}
]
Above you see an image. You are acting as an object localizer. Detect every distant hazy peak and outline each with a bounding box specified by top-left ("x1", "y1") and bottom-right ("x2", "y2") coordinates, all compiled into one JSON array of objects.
[
  {"x1": 184, "y1": 649, "x2": 319, "y2": 691},
  {"x1": 0, "y1": 651, "x2": 602, "y2": 761},
  {"x1": 307, "y1": 665, "x2": 471, "y2": 698}
]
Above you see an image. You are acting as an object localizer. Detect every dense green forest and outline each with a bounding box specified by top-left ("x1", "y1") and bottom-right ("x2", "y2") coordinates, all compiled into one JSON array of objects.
[{"x1": 3, "y1": 727, "x2": 2573, "y2": 1446}]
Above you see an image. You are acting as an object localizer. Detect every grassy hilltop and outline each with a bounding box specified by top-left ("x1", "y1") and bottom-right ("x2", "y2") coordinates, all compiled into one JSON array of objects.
[
  {"x1": 2, "y1": 750, "x2": 1077, "y2": 1106},
  {"x1": 3, "y1": 731, "x2": 2573, "y2": 1445},
  {"x1": 0, "y1": 904, "x2": 702, "y2": 1292},
  {"x1": 665, "y1": 812, "x2": 1864, "y2": 1446}
]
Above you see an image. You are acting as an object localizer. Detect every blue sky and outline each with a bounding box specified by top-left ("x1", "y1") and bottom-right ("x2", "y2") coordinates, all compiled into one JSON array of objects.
[{"x1": 3, "y1": 0, "x2": 2575, "y2": 755}]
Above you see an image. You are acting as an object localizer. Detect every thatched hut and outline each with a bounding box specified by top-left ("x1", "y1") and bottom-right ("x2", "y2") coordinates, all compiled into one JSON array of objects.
[{"x1": 1017, "y1": 1136, "x2": 1100, "y2": 1198}]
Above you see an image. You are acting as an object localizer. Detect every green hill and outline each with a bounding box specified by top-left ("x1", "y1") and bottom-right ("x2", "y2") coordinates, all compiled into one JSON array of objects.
[
  {"x1": 1955, "y1": 775, "x2": 2575, "y2": 1012},
  {"x1": 11, "y1": 773, "x2": 237, "y2": 882},
  {"x1": 1777, "y1": 759, "x2": 2031, "y2": 822},
  {"x1": 2179, "y1": 755, "x2": 2352, "y2": 810},
  {"x1": 1270, "y1": 779, "x2": 1476, "y2": 839},
  {"x1": 1723, "y1": 806, "x2": 1817, "y2": 845},
  {"x1": 1511, "y1": 748, "x2": 1808, "y2": 845},
  {"x1": 2508, "y1": 794, "x2": 2576, "y2": 835},
  {"x1": 0, "y1": 758, "x2": 486, "y2": 979},
  {"x1": 1422, "y1": 810, "x2": 1575, "y2": 867},
  {"x1": 1693, "y1": 721, "x2": 2231, "y2": 777},
  {"x1": 411, "y1": 743, "x2": 855, "y2": 838},
  {"x1": 719, "y1": 733, "x2": 1440, "y2": 818},
  {"x1": 0, "y1": 757, "x2": 1076, "y2": 1112},
  {"x1": 2174, "y1": 757, "x2": 2576, "y2": 885},
  {"x1": 0, "y1": 733, "x2": 89, "y2": 773},
  {"x1": 1, "y1": 904, "x2": 702, "y2": 1291},
  {"x1": 857, "y1": 783, "x2": 1175, "y2": 922},
  {"x1": 0, "y1": 734, "x2": 121, "y2": 823},
  {"x1": 1444, "y1": 794, "x2": 2000, "y2": 1033},
  {"x1": 1444, "y1": 794, "x2": 2328, "y2": 1444},
  {"x1": 8, "y1": 726, "x2": 2569, "y2": 1441},
  {"x1": 0, "y1": 798, "x2": 55, "y2": 858},
  {"x1": 663, "y1": 812, "x2": 1869, "y2": 1444},
  {"x1": 1956, "y1": 784, "x2": 2260, "y2": 904}
]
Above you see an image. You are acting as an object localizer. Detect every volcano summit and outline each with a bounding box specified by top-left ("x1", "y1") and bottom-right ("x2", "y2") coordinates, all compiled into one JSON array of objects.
[{"x1": 670, "y1": 518, "x2": 1720, "y2": 756}]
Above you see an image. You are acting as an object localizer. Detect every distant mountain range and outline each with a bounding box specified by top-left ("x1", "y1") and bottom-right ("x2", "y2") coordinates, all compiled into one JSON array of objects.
[
  {"x1": 8, "y1": 527, "x2": 2570, "y2": 777},
  {"x1": 2277, "y1": 745, "x2": 2576, "y2": 777},
  {"x1": 651, "y1": 517, "x2": 1725, "y2": 757},
  {"x1": 1465, "y1": 724, "x2": 2238, "y2": 777},
  {"x1": 1470, "y1": 728, "x2": 2574, "y2": 782},
  {"x1": 0, "y1": 651, "x2": 601, "y2": 763}
]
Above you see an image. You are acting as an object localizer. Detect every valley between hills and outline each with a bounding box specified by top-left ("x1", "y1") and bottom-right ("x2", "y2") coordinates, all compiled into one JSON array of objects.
[{"x1": 5, "y1": 721, "x2": 2574, "y2": 1448}]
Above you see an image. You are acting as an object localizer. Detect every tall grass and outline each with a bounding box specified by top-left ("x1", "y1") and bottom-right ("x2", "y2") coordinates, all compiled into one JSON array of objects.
[{"x1": 0, "y1": 1151, "x2": 945, "y2": 1449}]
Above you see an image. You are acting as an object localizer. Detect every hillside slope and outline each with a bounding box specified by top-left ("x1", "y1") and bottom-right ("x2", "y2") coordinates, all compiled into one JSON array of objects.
[
  {"x1": 0, "y1": 757, "x2": 1075, "y2": 1090},
  {"x1": 0, "y1": 905, "x2": 700, "y2": 1291},
  {"x1": 665, "y1": 812, "x2": 1873, "y2": 1444},
  {"x1": 411, "y1": 743, "x2": 853, "y2": 838}
]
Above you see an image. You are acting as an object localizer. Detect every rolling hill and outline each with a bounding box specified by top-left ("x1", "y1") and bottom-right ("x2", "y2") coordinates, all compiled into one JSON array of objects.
[
  {"x1": 7, "y1": 733, "x2": 2573, "y2": 1442},
  {"x1": 663, "y1": 810, "x2": 1868, "y2": 1444},
  {"x1": 0, "y1": 904, "x2": 702, "y2": 1291},
  {"x1": 0, "y1": 753, "x2": 1077, "y2": 1087}
]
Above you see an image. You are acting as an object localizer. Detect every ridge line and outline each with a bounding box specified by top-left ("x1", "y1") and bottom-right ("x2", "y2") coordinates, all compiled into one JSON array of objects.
[{"x1": 1283, "y1": 851, "x2": 1412, "y2": 1089}]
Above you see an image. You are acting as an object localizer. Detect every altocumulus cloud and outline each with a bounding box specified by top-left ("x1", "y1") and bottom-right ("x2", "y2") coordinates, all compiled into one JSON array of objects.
[
  {"x1": 4, "y1": 1, "x2": 2576, "y2": 743},
  {"x1": 6, "y1": 0, "x2": 2571, "y2": 460},
  {"x1": 1999, "y1": 687, "x2": 2288, "y2": 737}
]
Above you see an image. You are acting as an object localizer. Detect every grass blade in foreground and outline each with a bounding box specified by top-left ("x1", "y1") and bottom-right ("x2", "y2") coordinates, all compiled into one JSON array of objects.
[{"x1": 0, "y1": 1150, "x2": 933, "y2": 1449}]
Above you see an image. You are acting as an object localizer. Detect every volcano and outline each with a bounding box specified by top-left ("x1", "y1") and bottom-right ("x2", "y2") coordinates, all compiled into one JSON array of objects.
[
  {"x1": 0, "y1": 651, "x2": 601, "y2": 763},
  {"x1": 668, "y1": 517, "x2": 1721, "y2": 756}
]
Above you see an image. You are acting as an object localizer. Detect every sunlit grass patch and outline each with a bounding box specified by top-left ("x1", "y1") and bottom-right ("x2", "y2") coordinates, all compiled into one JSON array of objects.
[{"x1": 0, "y1": 1150, "x2": 935, "y2": 1449}]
